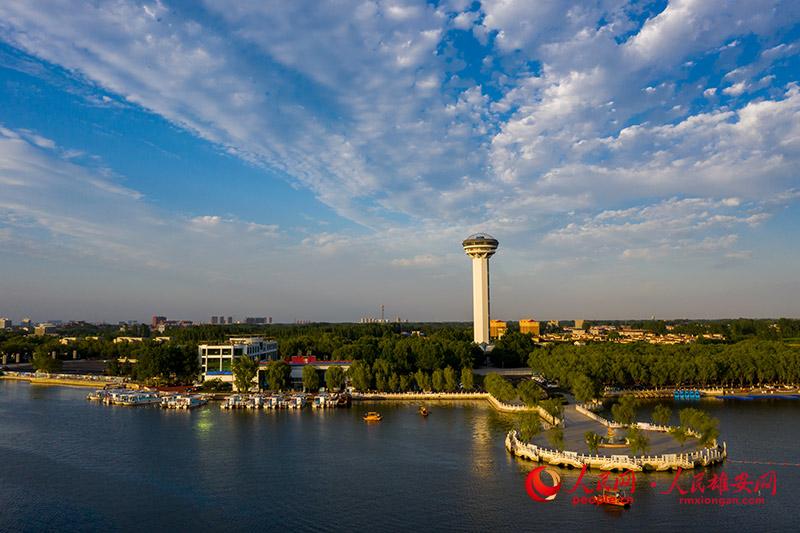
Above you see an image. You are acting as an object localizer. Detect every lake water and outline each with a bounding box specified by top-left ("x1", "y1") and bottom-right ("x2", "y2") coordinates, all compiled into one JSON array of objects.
[{"x1": 1, "y1": 381, "x2": 798, "y2": 532}]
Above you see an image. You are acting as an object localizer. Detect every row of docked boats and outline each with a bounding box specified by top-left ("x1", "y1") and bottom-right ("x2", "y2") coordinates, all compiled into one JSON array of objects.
[
  {"x1": 220, "y1": 392, "x2": 352, "y2": 410},
  {"x1": 221, "y1": 393, "x2": 306, "y2": 410},
  {"x1": 87, "y1": 389, "x2": 208, "y2": 409}
]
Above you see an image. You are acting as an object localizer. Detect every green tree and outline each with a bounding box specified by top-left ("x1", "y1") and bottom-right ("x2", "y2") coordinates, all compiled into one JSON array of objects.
[
  {"x1": 651, "y1": 404, "x2": 672, "y2": 427},
  {"x1": 585, "y1": 431, "x2": 602, "y2": 454},
  {"x1": 460, "y1": 367, "x2": 474, "y2": 391},
  {"x1": 431, "y1": 369, "x2": 444, "y2": 392},
  {"x1": 32, "y1": 347, "x2": 62, "y2": 373},
  {"x1": 388, "y1": 373, "x2": 400, "y2": 392},
  {"x1": 372, "y1": 359, "x2": 392, "y2": 392},
  {"x1": 443, "y1": 366, "x2": 457, "y2": 392},
  {"x1": 670, "y1": 426, "x2": 689, "y2": 448},
  {"x1": 548, "y1": 427, "x2": 565, "y2": 451},
  {"x1": 232, "y1": 356, "x2": 258, "y2": 392},
  {"x1": 484, "y1": 373, "x2": 516, "y2": 403},
  {"x1": 325, "y1": 366, "x2": 346, "y2": 391},
  {"x1": 266, "y1": 360, "x2": 291, "y2": 391},
  {"x1": 611, "y1": 395, "x2": 639, "y2": 426},
  {"x1": 517, "y1": 413, "x2": 542, "y2": 442},
  {"x1": 678, "y1": 407, "x2": 720, "y2": 446},
  {"x1": 348, "y1": 360, "x2": 373, "y2": 391},
  {"x1": 414, "y1": 369, "x2": 431, "y2": 391},
  {"x1": 399, "y1": 373, "x2": 413, "y2": 392},
  {"x1": 517, "y1": 380, "x2": 546, "y2": 406},
  {"x1": 626, "y1": 426, "x2": 650, "y2": 454},
  {"x1": 571, "y1": 373, "x2": 598, "y2": 403},
  {"x1": 302, "y1": 365, "x2": 320, "y2": 392},
  {"x1": 539, "y1": 398, "x2": 564, "y2": 421}
]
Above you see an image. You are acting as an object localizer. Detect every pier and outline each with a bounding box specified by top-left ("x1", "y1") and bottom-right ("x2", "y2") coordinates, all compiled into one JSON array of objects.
[
  {"x1": 505, "y1": 402, "x2": 727, "y2": 471},
  {"x1": 505, "y1": 430, "x2": 727, "y2": 471}
]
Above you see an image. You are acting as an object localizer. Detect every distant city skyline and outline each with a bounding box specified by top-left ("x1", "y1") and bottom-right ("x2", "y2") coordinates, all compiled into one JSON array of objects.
[{"x1": 1, "y1": 1, "x2": 799, "y2": 321}]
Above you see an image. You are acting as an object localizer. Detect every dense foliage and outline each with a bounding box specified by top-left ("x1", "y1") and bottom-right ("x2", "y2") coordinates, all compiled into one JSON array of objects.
[
  {"x1": 530, "y1": 340, "x2": 800, "y2": 390},
  {"x1": 232, "y1": 356, "x2": 258, "y2": 392},
  {"x1": 484, "y1": 373, "x2": 517, "y2": 403}
]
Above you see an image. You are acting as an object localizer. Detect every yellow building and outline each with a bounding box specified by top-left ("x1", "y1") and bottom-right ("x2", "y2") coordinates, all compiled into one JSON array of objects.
[
  {"x1": 490, "y1": 319, "x2": 507, "y2": 339},
  {"x1": 519, "y1": 319, "x2": 540, "y2": 337}
]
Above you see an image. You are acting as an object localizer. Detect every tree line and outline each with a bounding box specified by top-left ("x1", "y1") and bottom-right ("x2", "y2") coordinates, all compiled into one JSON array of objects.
[{"x1": 529, "y1": 340, "x2": 800, "y2": 401}]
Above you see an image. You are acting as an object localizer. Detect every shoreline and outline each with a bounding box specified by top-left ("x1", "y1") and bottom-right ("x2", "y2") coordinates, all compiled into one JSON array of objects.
[{"x1": 0, "y1": 374, "x2": 120, "y2": 389}]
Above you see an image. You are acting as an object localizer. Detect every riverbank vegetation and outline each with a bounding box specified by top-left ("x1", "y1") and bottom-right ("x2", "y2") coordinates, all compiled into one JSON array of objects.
[{"x1": 530, "y1": 340, "x2": 800, "y2": 402}]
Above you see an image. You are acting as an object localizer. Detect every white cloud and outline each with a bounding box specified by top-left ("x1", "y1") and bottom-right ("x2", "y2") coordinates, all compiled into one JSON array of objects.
[
  {"x1": 1, "y1": 1, "x2": 800, "y2": 319},
  {"x1": 0, "y1": 125, "x2": 281, "y2": 274},
  {"x1": 723, "y1": 81, "x2": 748, "y2": 96}
]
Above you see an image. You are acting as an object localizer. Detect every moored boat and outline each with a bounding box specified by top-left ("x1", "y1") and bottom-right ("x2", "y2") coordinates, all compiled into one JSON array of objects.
[
  {"x1": 113, "y1": 391, "x2": 161, "y2": 406},
  {"x1": 221, "y1": 394, "x2": 247, "y2": 409},
  {"x1": 363, "y1": 411, "x2": 382, "y2": 422},
  {"x1": 591, "y1": 489, "x2": 632, "y2": 508},
  {"x1": 162, "y1": 394, "x2": 208, "y2": 409}
]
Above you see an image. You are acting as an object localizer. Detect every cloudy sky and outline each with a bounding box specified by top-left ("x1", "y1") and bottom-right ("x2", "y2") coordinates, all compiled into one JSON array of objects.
[{"x1": 1, "y1": 0, "x2": 799, "y2": 323}]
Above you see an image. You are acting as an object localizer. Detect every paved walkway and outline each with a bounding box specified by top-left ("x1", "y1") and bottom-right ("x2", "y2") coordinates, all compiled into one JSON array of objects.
[{"x1": 532, "y1": 403, "x2": 698, "y2": 455}]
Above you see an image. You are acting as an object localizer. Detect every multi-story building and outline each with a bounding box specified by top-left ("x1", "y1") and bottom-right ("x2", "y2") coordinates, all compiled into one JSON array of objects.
[
  {"x1": 198, "y1": 337, "x2": 278, "y2": 388},
  {"x1": 245, "y1": 317, "x2": 268, "y2": 325},
  {"x1": 34, "y1": 323, "x2": 56, "y2": 336},
  {"x1": 489, "y1": 319, "x2": 507, "y2": 339},
  {"x1": 519, "y1": 319, "x2": 540, "y2": 337},
  {"x1": 151, "y1": 315, "x2": 167, "y2": 329},
  {"x1": 268, "y1": 355, "x2": 352, "y2": 390},
  {"x1": 0, "y1": 317, "x2": 12, "y2": 329}
]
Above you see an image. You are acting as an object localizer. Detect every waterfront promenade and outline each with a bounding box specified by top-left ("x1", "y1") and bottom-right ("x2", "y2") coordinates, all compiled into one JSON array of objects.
[{"x1": 533, "y1": 403, "x2": 701, "y2": 455}]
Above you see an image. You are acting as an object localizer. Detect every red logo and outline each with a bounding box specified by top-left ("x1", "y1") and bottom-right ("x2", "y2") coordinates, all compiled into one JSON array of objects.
[{"x1": 526, "y1": 466, "x2": 562, "y2": 502}]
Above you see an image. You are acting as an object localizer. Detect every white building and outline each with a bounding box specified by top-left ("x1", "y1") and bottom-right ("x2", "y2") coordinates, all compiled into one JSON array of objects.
[{"x1": 198, "y1": 336, "x2": 278, "y2": 386}]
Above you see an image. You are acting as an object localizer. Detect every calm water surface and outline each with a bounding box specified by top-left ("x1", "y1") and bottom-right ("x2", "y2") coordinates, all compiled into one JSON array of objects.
[{"x1": 1, "y1": 382, "x2": 798, "y2": 532}]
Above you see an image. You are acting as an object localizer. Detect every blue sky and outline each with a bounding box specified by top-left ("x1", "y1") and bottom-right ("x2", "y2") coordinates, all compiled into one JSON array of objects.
[{"x1": 1, "y1": 0, "x2": 799, "y2": 323}]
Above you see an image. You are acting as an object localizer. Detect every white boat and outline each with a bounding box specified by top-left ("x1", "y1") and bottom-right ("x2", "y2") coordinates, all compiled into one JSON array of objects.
[
  {"x1": 267, "y1": 394, "x2": 286, "y2": 409},
  {"x1": 114, "y1": 391, "x2": 161, "y2": 406},
  {"x1": 288, "y1": 394, "x2": 307, "y2": 409},
  {"x1": 104, "y1": 390, "x2": 130, "y2": 405},
  {"x1": 246, "y1": 395, "x2": 267, "y2": 409},
  {"x1": 313, "y1": 393, "x2": 333, "y2": 408},
  {"x1": 221, "y1": 394, "x2": 246, "y2": 409},
  {"x1": 162, "y1": 394, "x2": 208, "y2": 409}
]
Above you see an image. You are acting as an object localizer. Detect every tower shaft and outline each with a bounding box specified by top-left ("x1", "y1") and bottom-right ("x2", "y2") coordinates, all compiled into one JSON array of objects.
[{"x1": 471, "y1": 256, "x2": 490, "y2": 344}]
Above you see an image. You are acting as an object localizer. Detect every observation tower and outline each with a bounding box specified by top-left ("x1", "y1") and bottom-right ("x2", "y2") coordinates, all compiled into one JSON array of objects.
[{"x1": 462, "y1": 233, "x2": 499, "y2": 346}]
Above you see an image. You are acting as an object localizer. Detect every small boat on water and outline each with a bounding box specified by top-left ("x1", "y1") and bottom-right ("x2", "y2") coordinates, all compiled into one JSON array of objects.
[
  {"x1": 245, "y1": 395, "x2": 267, "y2": 409},
  {"x1": 288, "y1": 394, "x2": 307, "y2": 409},
  {"x1": 114, "y1": 391, "x2": 162, "y2": 406},
  {"x1": 87, "y1": 389, "x2": 126, "y2": 402},
  {"x1": 268, "y1": 394, "x2": 286, "y2": 409},
  {"x1": 162, "y1": 394, "x2": 208, "y2": 409},
  {"x1": 591, "y1": 489, "x2": 632, "y2": 508},
  {"x1": 336, "y1": 393, "x2": 352, "y2": 408},
  {"x1": 419, "y1": 406, "x2": 429, "y2": 417},
  {"x1": 363, "y1": 411, "x2": 382, "y2": 422},
  {"x1": 313, "y1": 393, "x2": 333, "y2": 408},
  {"x1": 221, "y1": 394, "x2": 247, "y2": 409}
]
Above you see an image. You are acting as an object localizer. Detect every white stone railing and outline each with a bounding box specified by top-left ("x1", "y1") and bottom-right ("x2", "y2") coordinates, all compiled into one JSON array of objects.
[
  {"x1": 505, "y1": 430, "x2": 726, "y2": 470},
  {"x1": 575, "y1": 404, "x2": 702, "y2": 438},
  {"x1": 351, "y1": 390, "x2": 562, "y2": 426}
]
